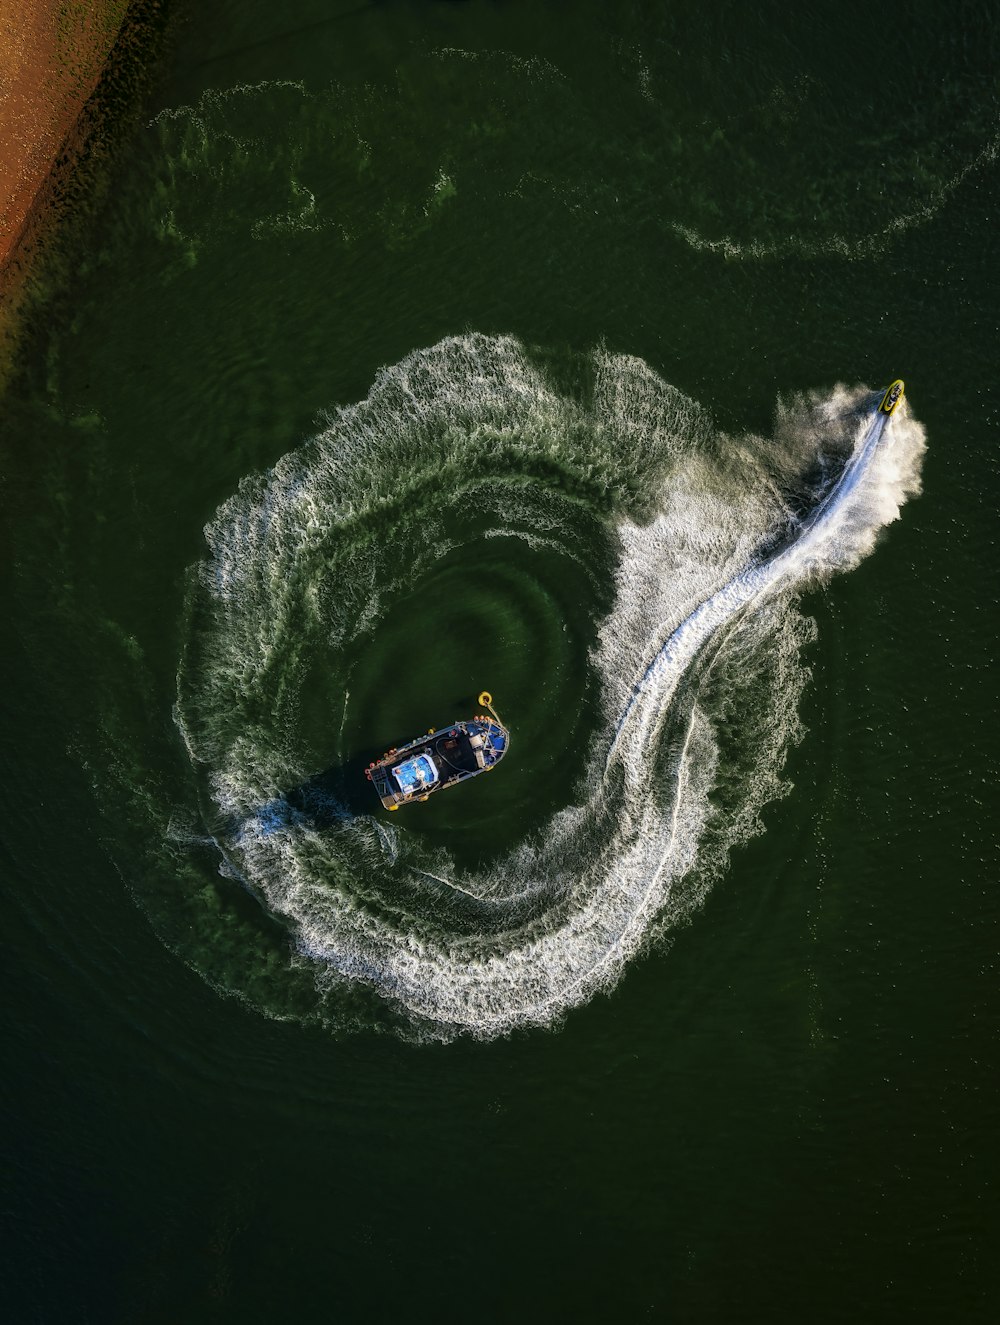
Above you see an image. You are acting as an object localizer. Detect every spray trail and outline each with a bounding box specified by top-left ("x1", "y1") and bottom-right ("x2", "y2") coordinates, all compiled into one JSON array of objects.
[{"x1": 608, "y1": 408, "x2": 895, "y2": 781}]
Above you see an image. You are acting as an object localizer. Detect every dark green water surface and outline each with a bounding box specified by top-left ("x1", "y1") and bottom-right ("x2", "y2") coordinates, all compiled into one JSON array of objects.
[{"x1": 3, "y1": 1, "x2": 998, "y2": 1319}]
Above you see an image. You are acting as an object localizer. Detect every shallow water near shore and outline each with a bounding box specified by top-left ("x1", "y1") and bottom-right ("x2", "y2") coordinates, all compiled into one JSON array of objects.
[{"x1": 3, "y1": 1, "x2": 998, "y2": 1319}]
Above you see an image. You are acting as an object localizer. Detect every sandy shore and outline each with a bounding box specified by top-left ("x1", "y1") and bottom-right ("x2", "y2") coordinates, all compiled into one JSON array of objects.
[
  {"x1": 0, "y1": 0, "x2": 138, "y2": 385},
  {"x1": 0, "y1": 1, "x2": 128, "y2": 272}
]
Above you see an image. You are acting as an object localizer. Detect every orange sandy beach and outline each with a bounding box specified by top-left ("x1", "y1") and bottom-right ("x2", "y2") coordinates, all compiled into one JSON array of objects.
[{"x1": 0, "y1": 0, "x2": 128, "y2": 350}]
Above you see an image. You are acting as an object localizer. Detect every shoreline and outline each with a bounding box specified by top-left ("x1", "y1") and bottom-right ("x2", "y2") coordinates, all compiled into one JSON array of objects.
[
  {"x1": 0, "y1": 1, "x2": 163, "y2": 382},
  {"x1": 0, "y1": 2, "x2": 128, "y2": 265}
]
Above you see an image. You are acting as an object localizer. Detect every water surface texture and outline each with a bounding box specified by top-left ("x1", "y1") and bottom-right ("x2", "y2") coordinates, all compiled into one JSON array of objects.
[{"x1": 3, "y1": 2, "x2": 997, "y2": 1320}]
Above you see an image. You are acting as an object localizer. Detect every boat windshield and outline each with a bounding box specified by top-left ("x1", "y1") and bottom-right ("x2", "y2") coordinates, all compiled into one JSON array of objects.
[{"x1": 392, "y1": 753, "x2": 439, "y2": 795}]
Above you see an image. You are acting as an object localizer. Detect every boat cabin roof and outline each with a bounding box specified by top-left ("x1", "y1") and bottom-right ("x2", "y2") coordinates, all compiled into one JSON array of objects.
[{"x1": 392, "y1": 753, "x2": 438, "y2": 794}]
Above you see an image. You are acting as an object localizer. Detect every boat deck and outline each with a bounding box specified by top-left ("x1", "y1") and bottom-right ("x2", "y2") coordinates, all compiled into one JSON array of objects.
[
  {"x1": 431, "y1": 731, "x2": 482, "y2": 779},
  {"x1": 368, "y1": 718, "x2": 507, "y2": 809}
]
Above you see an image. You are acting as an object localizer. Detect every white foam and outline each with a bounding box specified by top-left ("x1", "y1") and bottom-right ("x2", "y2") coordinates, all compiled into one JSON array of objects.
[
  {"x1": 670, "y1": 122, "x2": 999, "y2": 262},
  {"x1": 175, "y1": 338, "x2": 926, "y2": 1037}
]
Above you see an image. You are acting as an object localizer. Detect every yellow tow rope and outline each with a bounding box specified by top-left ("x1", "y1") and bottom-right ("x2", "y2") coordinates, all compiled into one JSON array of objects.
[{"x1": 478, "y1": 690, "x2": 502, "y2": 724}]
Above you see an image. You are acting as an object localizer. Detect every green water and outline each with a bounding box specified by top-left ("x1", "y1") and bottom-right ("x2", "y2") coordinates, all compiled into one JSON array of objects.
[{"x1": 3, "y1": 0, "x2": 998, "y2": 1318}]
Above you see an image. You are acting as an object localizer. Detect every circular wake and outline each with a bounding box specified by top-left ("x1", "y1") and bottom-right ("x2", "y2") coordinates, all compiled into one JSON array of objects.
[{"x1": 175, "y1": 336, "x2": 925, "y2": 1038}]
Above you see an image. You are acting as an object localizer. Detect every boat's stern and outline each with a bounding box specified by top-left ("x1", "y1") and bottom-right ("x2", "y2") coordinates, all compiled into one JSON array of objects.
[{"x1": 369, "y1": 763, "x2": 403, "y2": 809}]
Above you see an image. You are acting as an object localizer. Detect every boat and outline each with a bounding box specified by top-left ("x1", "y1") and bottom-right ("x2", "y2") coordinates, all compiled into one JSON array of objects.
[
  {"x1": 366, "y1": 692, "x2": 509, "y2": 810},
  {"x1": 879, "y1": 379, "x2": 905, "y2": 414}
]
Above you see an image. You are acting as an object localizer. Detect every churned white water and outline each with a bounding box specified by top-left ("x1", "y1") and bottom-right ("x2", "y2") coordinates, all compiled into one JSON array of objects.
[{"x1": 175, "y1": 336, "x2": 925, "y2": 1038}]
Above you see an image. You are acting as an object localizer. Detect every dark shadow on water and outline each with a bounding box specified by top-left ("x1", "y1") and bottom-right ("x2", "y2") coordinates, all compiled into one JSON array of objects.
[{"x1": 283, "y1": 744, "x2": 387, "y2": 828}]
